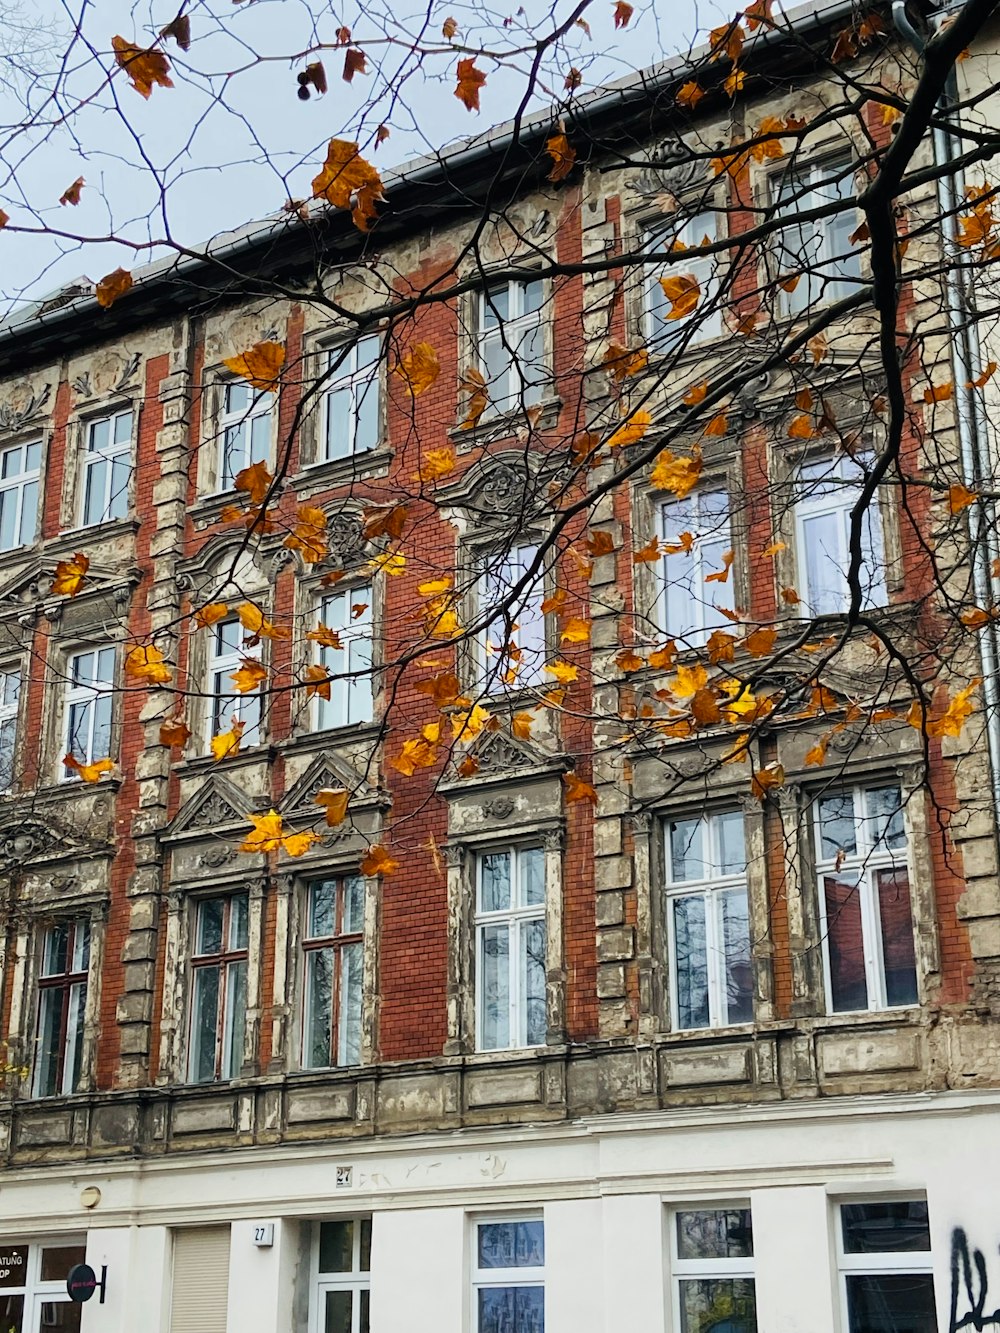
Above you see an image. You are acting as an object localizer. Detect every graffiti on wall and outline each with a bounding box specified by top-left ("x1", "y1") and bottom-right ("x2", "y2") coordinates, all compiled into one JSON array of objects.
[{"x1": 951, "y1": 1228, "x2": 1000, "y2": 1331}]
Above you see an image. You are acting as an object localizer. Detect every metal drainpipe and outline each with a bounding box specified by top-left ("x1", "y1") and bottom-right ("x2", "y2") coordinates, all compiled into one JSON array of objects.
[{"x1": 893, "y1": 0, "x2": 1000, "y2": 819}]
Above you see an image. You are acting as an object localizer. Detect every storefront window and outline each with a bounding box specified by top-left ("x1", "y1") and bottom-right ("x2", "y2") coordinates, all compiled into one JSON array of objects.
[{"x1": 0, "y1": 1241, "x2": 86, "y2": 1332}]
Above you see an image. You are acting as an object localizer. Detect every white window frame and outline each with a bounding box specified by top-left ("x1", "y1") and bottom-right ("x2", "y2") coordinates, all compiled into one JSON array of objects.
[
  {"x1": 0, "y1": 1239, "x2": 89, "y2": 1330},
  {"x1": 300, "y1": 874, "x2": 365, "y2": 1070},
  {"x1": 644, "y1": 209, "x2": 723, "y2": 352},
  {"x1": 772, "y1": 155, "x2": 861, "y2": 316},
  {"x1": 664, "y1": 810, "x2": 753, "y2": 1031},
  {"x1": 216, "y1": 380, "x2": 275, "y2": 492},
  {"x1": 0, "y1": 437, "x2": 41, "y2": 551},
  {"x1": 31, "y1": 917, "x2": 90, "y2": 1098},
  {"x1": 475, "y1": 846, "x2": 547, "y2": 1053},
  {"x1": 814, "y1": 783, "x2": 918, "y2": 1015},
  {"x1": 80, "y1": 406, "x2": 134, "y2": 527},
  {"x1": 474, "y1": 541, "x2": 547, "y2": 692},
  {"x1": 0, "y1": 664, "x2": 20, "y2": 793},
  {"x1": 319, "y1": 334, "x2": 382, "y2": 464},
  {"x1": 656, "y1": 489, "x2": 733, "y2": 648},
  {"x1": 61, "y1": 645, "x2": 115, "y2": 779},
  {"x1": 793, "y1": 453, "x2": 887, "y2": 617},
  {"x1": 669, "y1": 1204, "x2": 757, "y2": 1333},
  {"x1": 475, "y1": 277, "x2": 547, "y2": 415},
  {"x1": 836, "y1": 1198, "x2": 935, "y2": 1333},
  {"x1": 188, "y1": 893, "x2": 249, "y2": 1084},
  {"x1": 471, "y1": 1215, "x2": 545, "y2": 1333},
  {"x1": 313, "y1": 585, "x2": 374, "y2": 731},
  {"x1": 309, "y1": 1217, "x2": 371, "y2": 1333},
  {"x1": 207, "y1": 617, "x2": 263, "y2": 748}
]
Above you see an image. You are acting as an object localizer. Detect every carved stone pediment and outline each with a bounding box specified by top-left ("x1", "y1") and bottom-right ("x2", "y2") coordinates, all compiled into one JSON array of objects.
[
  {"x1": 71, "y1": 350, "x2": 142, "y2": 402},
  {"x1": 0, "y1": 381, "x2": 51, "y2": 433},
  {"x1": 0, "y1": 558, "x2": 141, "y2": 623},
  {"x1": 0, "y1": 808, "x2": 113, "y2": 868},
  {"x1": 449, "y1": 727, "x2": 567, "y2": 788},
  {"x1": 166, "y1": 773, "x2": 254, "y2": 839},
  {"x1": 438, "y1": 451, "x2": 560, "y2": 529},
  {"x1": 279, "y1": 751, "x2": 380, "y2": 820},
  {"x1": 629, "y1": 138, "x2": 708, "y2": 203}
]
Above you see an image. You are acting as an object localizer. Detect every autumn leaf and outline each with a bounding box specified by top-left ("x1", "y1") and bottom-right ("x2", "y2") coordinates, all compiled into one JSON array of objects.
[
  {"x1": 781, "y1": 586, "x2": 801, "y2": 605},
  {"x1": 455, "y1": 57, "x2": 486, "y2": 111},
  {"x1": 414, "y1": 671, "x2": 463, "y2": 707},
  {"x1": 586, "y1": 530, "x2": 616, "y2": 557},
  {"x1": 650, "y1": 447, "x2": 702, "y2": 499},
  {"x1": 702, "y1": 412, "x2": 728, "y2": 438},
  {"x1": 442, "y1": 15, "x2": 458, "y2": 37},
  {"x1": 604, "y1": 342, "x2": 648, "y2": 383},
  {"x1": 541, "y1": 588, "x2": 568, "y2": 615},
  {"x1": 238, "y1": 602, "x2": 291, "y2": 642},
  {"x1": 724, "y1": 68, "x2": 746, "y2": 97},
  {"x1": 648, "y1": 642, "x2": 677, "y2": 670},
  {"x1": 414, "y1": 446, "x2": 455, "y2": 483},
  {"x1": 512, "y1": 712, "x2": 534, "y2": 740},
  {"x1": 663, "y1": 531, "x2": 695, "y2": 555},
  {"x1": 53, "y1": 552, "x2": 89, "y2": 596},
  {"x1": 788, "y1": 413, "x2": 814, "y2": 440},
  {"x1": 744, "y1": 626, "x2": 777, "y2": 657},
  {"x1": 669, "y1": 663, "x2": 707, "y2": 698},
  {"x1": 343, "y1": 48, "x2": 367, "y2": 82},
  {"x1": 546, "y1": 132, "x2": 576, "y2": 182},
  {"x1": 705, "y1": 550, "x2": 734, "y2": 584},
  {"x1": 967, "y1": 361, "x2": 999, "y2": 389},
  {"x1": 159, "y1": 718, "x2": 191, "y2": 748},
  {"x1": 545, "y1": 659, "x2": 579, "y2": 684},
  {"x1": 691, "y1": 688, "x2": 722, "y2": 726},
  {"x1": 63, "y1": 754, "x2": 114, "y2": 783},
  {"x1": 314, "y1": 787, "x2": 350, "y2": 826},
  {"x1": 451, "y1": 704, "x2": 490, "y2": 741},
  {"x1": 96, "y1": 268, "x2": 133, "y2": 309},
  {"x1": 950, "y1": 483, "x2": 978, "y2": 514},
  {"x1": 160, "y1": 14, "x2": 191, "y2": 49},
  {"x1": 751, "y1": 763, "x2": 785, "y2": 799},
  {"x1": 224, "y1": 341, "x2": 285, "y2": 393},
  {"x1": 306, "y1": 623, "x2": 343, "y2": 650},
  {"x1": 60, "y1": 177, "x2": 84, "y2": 206},
  {"x1": 907, "y1": 680, "x2": 980, "y2": 738},
  {"x1": 659, "y1": 272, "x2": 701, "y2": 320},
  {"x1": 302, "y1": 663, "x2": 331, "y2": 700},
  {"x1": 961, "y1": 607, "x2": 993, "y2": 629},
  {"x1": 392, "y1": 725, "x2": 441, "y2": 775},
  {"x1": 395, "y1": 342, "x2": 440, "y2": 397},
  {"x1": 923, "y1": 381, "x2": 954, "y2": 403},
  {"x1": 616, "y1": 648, "x2": 646, "y2": 672},
  {"x1": 805, "y1": 737, "x2": 829, "y2": 767},
  {"x1": 683, "y1": 381, "x2": 708, "y2": 406},
  {"x1": 241, "y1": 810, "x2": 318, "y2": 858},
  {"x1": 311, "y1": 139, "x2": 385, "y2": 230},
  {"x1": 613, "y1": 0, "x2": 634, "y2": 27},
  {"x1": 564, "y1": 771, "x2": 598, "y2": 803},
  {"x1": 632, "y1": 536, "x2": 661, "y2": 563},
  {"x1": 808, "y1": 333, "x2": 829, "y2": 364},
  {"x1": 285, "y1": 504, "x2": 328, "y2": 564},
  {"x1": 229, "y1": 658, "x2": 267, "y2": 694},
  {"x1": 210, "y1": 720, "x2": 244, "y2": 761},
  {"x1": 0, "y1": 210, "x2": 8, "y2": 229},
  {"x1": 709, "y1": 20, "x2": 745, "y2": 62},
  {"x1": 125, "y1": 643, "x2": 172, "y2": 685},
  {"x1": 194, "y1": 602, "x2": 229, "y2": 629},
  {"x1": 707, "y1": 629, "x2": 736, "y2": 663},
  {"x1": 565, "y1": 68, "x2": 582, "y2": 91},
  {"x1": 457, "y1": 365, "x2": 490, "y2": 429},
  {"x1": 560, "y1": 617, "x2": 590, "y2": 645},
  {"x1": 608, "y1": 409, "x2": 651, "y2": 449},
  {"x1": 363, "y1": 503, "x2": 407, "y2": 541},
  {"x1": 744, "y1": 0, "x2": 773, "y2": 30},
  {"x1": 361, "y1": 844, "x2": 399, "y2": 876},
  {"x1": 112, "y1": 36, "x2": 173, "y2": 98},
  {"x1": 676, "y1": 81, "x2": 705, "y2": 110}
]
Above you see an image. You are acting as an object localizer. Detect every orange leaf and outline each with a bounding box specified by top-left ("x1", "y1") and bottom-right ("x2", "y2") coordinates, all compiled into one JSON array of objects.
[
  {"x1": 362, "y1": 843, "x2": 399, "y2": 876},
  {"x1": 234, "y1": 460, "x2": 273, "y2": 507},
  {"x1": 442, "y1": 15, "x2": 458, "y2": 37},
  {"x1": 512, "y1": 712, "x2": 534, "y2": 740},
  {"x1": 744, "y1": 626, "x2": 777, "y2": 657},
  {"x1": 53, "y1": 552, "x2": 89, "y2": 597},
  {"x1": 112, "y1": 36, "x2": 173, "y2": 98},
  {"x1": 676, "y1": 81, "x2": 705, "y2": 110},
  {"x1": 907, "y1": 680, "x2": 980, "y2": 738},
  {"x1": 455, "y1": 57, "x2": 486, "y2": 111},
  {"x1": 363, "y1": 503, "x2": 407, "y2": 540},
  {"x1": 633, "y1": 536, "x2": 661, "y2": 563},
  {"x1": 608, "y1": 409, "x2": 651, "y2": 449},
  {"x1": 751, "y1": 763, "x2": 785, "y2": 800},
  {"x1": 744, "y1": 0, "x2": 773, "y2": 30},
  {"x1": 0, "y1": 210, "x2": 8, "y2": 228},
  {"x1": 604, "y1": 342, "x2": 648, "y2": 383},
  {"x1": 541, "y1": 588, "x2": 568, "y2": 615},
  {"x1": 546, "y1": 132, "x2": 577, "y2": 183},
  {"x1": 224, "y1": 342, "x2": 285, "y2": 393},
  {"x1": 395, "y1": 342, "x2": 440, "y2": 396},
  {"x1": 586, "y1": 531, "x2": 616, "y2": 557},
  {"x1": 413, "y1": 671, "x2": 463, "y2": 707},
  {"x1": 961, "y1": 607, "x2": 993, "y2": 629},
  {"x1": 658, "y1": 273, "x2": 701, "y2": 320},
  {"x1": 663, "y1": 531, "x2": 695, "y2": 556},
  {"x1": 950, "y1": 483, "x2": 978, "y2": 514},
  {"x1": 788, "y1": 414, "x2": 815, "y2": 439},
  {"x1": 808, "y1": 333, "x2": 828, "y2": 364},
  {"x1": 967, "y1": 361, "x2": 999, "y2": 389},
  {"x1": 923, "y1": 381, "x2": 954, "y2": 403},
  {"x1": 650, "y1": 447, "x2": 702, "y2": 499},
  {"x1": 702, "y1": 412, "x2": 728, "y2": 438},
  {"x1": 314, "y1": 787, "x2": 350, "y2": 826},
  {"x1": 459, "y1": 365, "x2": 489, "y2": 429},
  {"x1": 238, "y1": 602, "x2": 290, "y2": 642},
  {"x1": 392, "y1": 726, "x2": 440, "y2": 775},
  {"x1": 565, "y1": 67, "x2": 582, "y2": 91},
  {"x1": 63, "y1": 754, "x2": 114, "y2": 783},
  {"x1": 724, "y1": 68, "x2": 746, "y2": 97},
  {"x1": 230, "y1": 658, "x2": 267, "y2": 694},
  {"x1": 709, "y1": 20, "x2": 745, "y2": 62},
  {"x1": 60, "y1": 177, "x2": 84, "y2": 206},
  {"x1": 311, "y1": 139, "x2": 385, "y2": 231},
  {"x1": 613, "y1": 0, "x2": 634, "y2": 27},
  {"x1": 285, "y1": 503, "x2": 329, "y2": 565},
  {"x1": 683, "y1": 380, "x2": 708, "y2": 406},
  {"x1": 691, "y1": 687, "x2": 722, "y2": 725},
  {"x1": 781, "y1": 586, "x2": 801, "y2": 605},
  {"x1": 616, "y1": 648, "x2": 646, "y2": 672},
  {"x1": 707, "y1": 629, "x2": 737, "y2": 663},
  {"x1": 648, "y1": 641, "x2": 677, "y2": 670},
  {"x1": 303, "y1": 663, "x2": 331, "y2": 700},
  {"x1": 560, "y1": 617, "x2": 590, "y2": 645},
  {"x1": 804, "y1": 738, "x2": 828, "y2": 767},
  {"x1": 125, "y1": 643, "x2": 173, "y2": 685},
  {"x1": 307, "y1": 623, "x2": 343, "y2": 650},
  {"x1": 705, "y1": 550, "x2": 734, "y2": 583},
  {"x1": 414, "y1": 446, "x2": 455, "y2": 483},
  {"x1": 95, "y1": 268, "x2": 133, "y2": 309},
  {"x1": 194, "y1": 602, "x2": 230, "y2": 629},
  {"x1": 159, "y1": 718, "x2": 191, "y2": 748},
  {"x1": 210, "y1": 720, "x2": 244, "y2": 761},
  {"x1": 563, "y1": 771, "x2": 598, "y2": 803},
  {"x1": 343, "y1": 48, "x2": 367, "y2": 82}
]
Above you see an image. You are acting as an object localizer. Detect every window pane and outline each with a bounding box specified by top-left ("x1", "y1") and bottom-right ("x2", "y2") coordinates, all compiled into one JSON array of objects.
[
  {"x1": 229, "y1": 895, "x2": 249, "y2": 950},
  {"x1": 66, "y1": 980, "x2": 87, "y2": 1091},
  {"x1": 35, "y1": 987, "x2": 66, "y2": 1096},
  {"x1": 196, "y1": 899, "x2": 224, "y2": 955},
  {"x1": 42, "y1": 923, "x2": 70, "y2": 976},
  {"x1": 677, "y1": 1209, "x2": 754, "y2": 1260},
  {"x1": 802, "y1": 510, "x2": 846, "y2": 614},
  {"x1": 718, "y1": 812, "x2": 746, "y2": 876},
  {"x1": 0, "y1": 1294, "x2": 22, "y2": 1331},
  {"x1": 670, "y1": 819, "x2": 706, "y2": 882},
  {"x1": 109, "y1": 454, "x2": 131, "y2": 519},
  {"x1": 673, "y1": 895, "x2": 709, "y2": 1028},
  {"x1": 325, "y1": 386, "x2": 351, "y2": 461},
  {"x1": 842, "y1": 1202, "x2": 931, "y2": 1254},
  {"x1": 344, "y1": 876, "x2": 365, "y2": 934},
  {"x1": 877, "y1": 869, "x2": 918, "y2": 1006},
  {"x1": 360, "y1": 1218, "x2": 372, "y2": 1271},
  {"x1": 722, "y1": 890, "x2": 753, "y2": 1025},
  {"x1": 224, "y1": 960, "x2": 247, "y2": 1078},
  {"x1": 319, "y1": 1220, "x2": 354, "y2": 1273},
  {"x1": 519, "y1": 848, "x2": 544, "y2": 907},
  {"x1": 478, "y1": 1221, "x2": 545, "y2": 1268},
  {"x1": 83, "y1": 458, "x2": 107, "y2": 525},
  {"x1": 309, "y1": 881, "x2": 336, "y2": 939},
  {"x1": 355, "y1": 376, "x2": 379, "y2": 453},
  {"x1": 190, "y1": 965, "x2": 220, "y2": 1082},
  {"x1": 678, "y1": 1278, "x2": 757, "y2": 1333},
  {"x1": 338, "y1": 941, "x2": 363, "y2": 1066},
  {"x1": 323, "y1": 1289, "x2": 353, "y2": 1333},
  {"x1": 868, "y1": 786, "x2": 906, "y2": 850},
  {"x1": 818, "y1": 793, "x2": 858, "y2": 859},
  {"x1": 522, "y1": 918, "x2": 546, "y2": 1047},
  {"x1": 305, "y1": 947, "x2": 334, "y2": 1068},
  {"x1": 37, "y1": 1303, "x2": 81, "y2": 1332},
  {"x1": 478, "y1": 1286, "x2": 544, "y2": 1333},
  {"x1": 824, "y1": 873, "x2": 868, "y2": 1012},
  {"x1": 845, "y1": 1275, "x2": 936, "y2": 1333},
  {"x1": 480, "y1": 854, "x2": 511, "y2": 912},
  {"x1": 40, "y1": 1245, "x2": 87, "y2": 1281},
  {"x1": 480, "y1": 925, "x2": 510, "y2": 1050}
]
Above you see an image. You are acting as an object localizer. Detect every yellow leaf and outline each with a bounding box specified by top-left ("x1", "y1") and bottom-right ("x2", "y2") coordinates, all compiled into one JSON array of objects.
[
  {"x1": 563, "y1": 771, "x2": 598, "y2": 803},
  {"x1": 285, "y1": 504, "x2": 329, "y2": 564},
  {"x1": 194, "y1": 602, "x2": 229, "y2": 629},
  {"x1": 125, "y1": 643, "x2": 172, "y2": 685},
  {"x1": 361, "y1": 844, "x2": 399, "y2": 876},
  {"x1": 512, "y1": 712, "x2": 533, "y2": 740},
  {"x1": 238, "y1": 602, "x2": 291, "y2": 642},
  {"x1": 751, "y1": 763, "x2": 785, "y2": 799},
  {"x1": 560, "y1": 617, "x2": 590, "y2": 644},
  {"x1": 395, "y1": 342, "x2": 440, "y2": 397},
  {"x1": 314, "y1": 787, "x2": 350, "y2": 826},
  {"x1": 613, "y1": 0, "x2": 634, "y2": 27},
  {"x1": 96, "y1": 268, "x2": 133, "y2": 309},
  {"x1": 722, "y1": 735, "x2": 751, "y2": 764},
  {"x1": 604, "y1": 342, "x2": 648, "y2": 382},
  {"x1": 460, "y1": 365, "x2": 489, "y2": 429},
  {"x1": 907, "y1": 680, "x2": 980, "y2": 738},
  {"x1": 303, "y1": 663, "x2": 331, "y2": 700},
  {"x1": 392, "y1": 732, "x2": 439, "y2": 775},
  {"x1": 545, "y1": 660, "x2": 579, "y2": 684},
  {"x1": 63, "y1": 754, "x2": 114, "y2": 783},
  {"x1": 804, "y1": 737, "x2": 829, "y2": 766},
  {"x1": 283, "y1": 830, "x2": 320, "y2": 858},
  {"x1": 709, "y1": 20, "x2": 745, "y2": 62},
  {"x1": 760, "y1": 542, "x2": 785, "y2": 558},
  {"x1": 721, "y1": 681, "x2": 758, "y2": 719},
  {"x1": 923, "y1": 381, "x2": 954, "y2": 403},
  {"x1": 455, "y1": 57, "x2": 486, "y2": 111},
  {"x1": 451, "y1": 703, "x2": 491, "y2": 740},
  {"x1": 950, "y1": 483, "x2": 978, "y2": 514},
  {"x1": 541, "y1": 588, "x2": 569, "y2": 615},
  {"x1": 53, "y1": 552, "x2": 89, "y2": 597},
  {"x1": 112, "y1": 36, "x2": 173, "y2": 98},
  {"x1": 648, "y1": 642, "x2": 677, "y2": 670},
  {"x1": 676, "y1": 81, "x2": 705, "y2": 110},
  {"x1": 669, "y1": 663, "x2": 707, "y2": 699},
  {"x1": 414, "y1": 446, "x2": 456, "y2": 483},
  {"x1": 210, "y1": 720, "x2": 244, "y2": 761},
  {"x1": 616, "y1": 648, "x2": 646, "y2": 672},
  {"x1": 724, "y1": 67, "x2": 746, "y2": 96},
  {"x1": 240, "y1": 810, "x2": 318, "y2": 858},
  {"x1": 223, "y1": 342, "x2": 285, "y2": 394},
  {"x1": 546, "y1": 132, "x2": 576, "y2": 183},
  {"x1": 159, "y1": 718, "x2": 191, "y2": 748},
  {"x1": 658, "y1": 273, "x2": 701, "y2": 320},
  {"x1": 683, "y1": 380, "x2": 708, "y2": 406},
  {"x1": 608, "y1": 409, "x2": 651, "y2": 448},
  {"x1": 230, "y1": 658, "x2": 267, "y2": 693},
  {"x1": 307, "y1": 623, "x2": 343, "y2": 650},
  {"x1": 650, "y1": 447, "x2": 702, "y2": 498},
  {"x1": 312, "y1": 139, "x2": 385, "y2": 230},
  {"x1": 369, "y1": 548, "x2": 406, "y2": 577}
]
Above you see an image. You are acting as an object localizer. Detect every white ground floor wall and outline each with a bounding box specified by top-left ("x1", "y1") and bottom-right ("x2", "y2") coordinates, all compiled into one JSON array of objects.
[{"x1": 1, "y1": 1088, "x2": 999, "y2": 1332}]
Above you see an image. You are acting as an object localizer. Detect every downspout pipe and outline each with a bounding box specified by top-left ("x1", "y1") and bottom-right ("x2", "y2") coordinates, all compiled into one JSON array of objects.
[{"x1": 893, "y1": 0, "x2": 1000, "y2": 821}]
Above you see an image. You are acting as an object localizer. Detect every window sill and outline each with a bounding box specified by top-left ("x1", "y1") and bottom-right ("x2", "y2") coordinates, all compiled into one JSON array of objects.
[
  {"x1": 278, "y1": 723, "x2": 386, "y2": 759},
  {"x1": 50, "y1": 516, "x2": 141, "y2": 549},
  {"x1": 449, "y1": 396, "x2": 562, "y2": 451},
  {"x1": 292, "y1": 448, "x2": 393, "y2": 495}
]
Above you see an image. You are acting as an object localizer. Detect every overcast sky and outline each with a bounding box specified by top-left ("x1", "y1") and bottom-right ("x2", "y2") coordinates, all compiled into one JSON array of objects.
[{"x1": 0, "y1": 0, "x2": 717, "y2": 313}]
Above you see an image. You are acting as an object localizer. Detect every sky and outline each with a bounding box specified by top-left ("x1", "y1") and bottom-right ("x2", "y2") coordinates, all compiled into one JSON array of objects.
[{"x1": 0, "y1": 0, "x2": 713, "y2": 313}]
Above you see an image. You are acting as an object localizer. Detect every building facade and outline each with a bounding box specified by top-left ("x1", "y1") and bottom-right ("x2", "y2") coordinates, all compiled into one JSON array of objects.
[{"x1": 0, "y1": 2, "x2": 998, "y2": 1331}]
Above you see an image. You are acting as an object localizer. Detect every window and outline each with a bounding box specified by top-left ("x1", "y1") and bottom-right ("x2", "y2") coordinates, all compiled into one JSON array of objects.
[
  {"x1": 838, "y1": 1200, "x2": 936, "y2": 1333},
  {"x1": 312, "y1": 1218, "x2": 371, "y2": 1333},
  {"x1": 773, "y1": 157, "x2": 861, "y2": 315},
  {"x1": 313, "y1": 587, "x2": 374, "y2": 730},
  {"x1": 63, "y1": 647, "x2": 114, "y2": 776},
  {"x1": 815, "y1": 784, "x2": 918, "y2": 1013},
  {"x1": 321, "y1": 335, "x2": 381, "y2": 462},
  {"x1": 476, "y1": 847, "x2": 546, "y2": 1052},
  {"x1": 794, "y1": 454, "x2": 887, "y2": 616},
  {"x1": 32, "y1": 918, "x2": 90, "y2": 1098},
  {"x1": 671, "y1": 1207, "x2": 757, "y2": 1333},
  {"x1": 475, "y1": 542, "x2": 546, "y2": 691},
  {"x1": 665, "y1": 811, "x2": 752, "y2": 1030},
  {"x1": 473, "y1": 1218, "x2": 544, "y2": 1333},
  {"x1": 476, "y1": 279, "x2": 546, "y2": 415},
  {"x1": 0, "y1": 439, "x2": 40, "y2": 551},
  {"x1": 645, "y1": 210, "x2": 724, "y2": 352},
  {"x1": 209, "y1": 617, "x2": 263, "y2": 746},
  {"x1": 189, "y1": 895, "x2": 248, "y2": 1083},
  {"x1": 302, "y1": 875, "x2": 364, "y2": 1069},
  {"x1": 0, "y1": 666, "x2": 20, "y2": 792},
  {"x1": 0, "y1": 1241, "x2": 88, "y2": 1332},
  {"x1": 656, "y1": 490, "x2": 733, "y2": 648},
  {"x1": 217, "y1": 381, "x2": 274, "y2": 491},
  {"x1": 81, "y1": 408, "x2": 133, "y2": 526}
]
